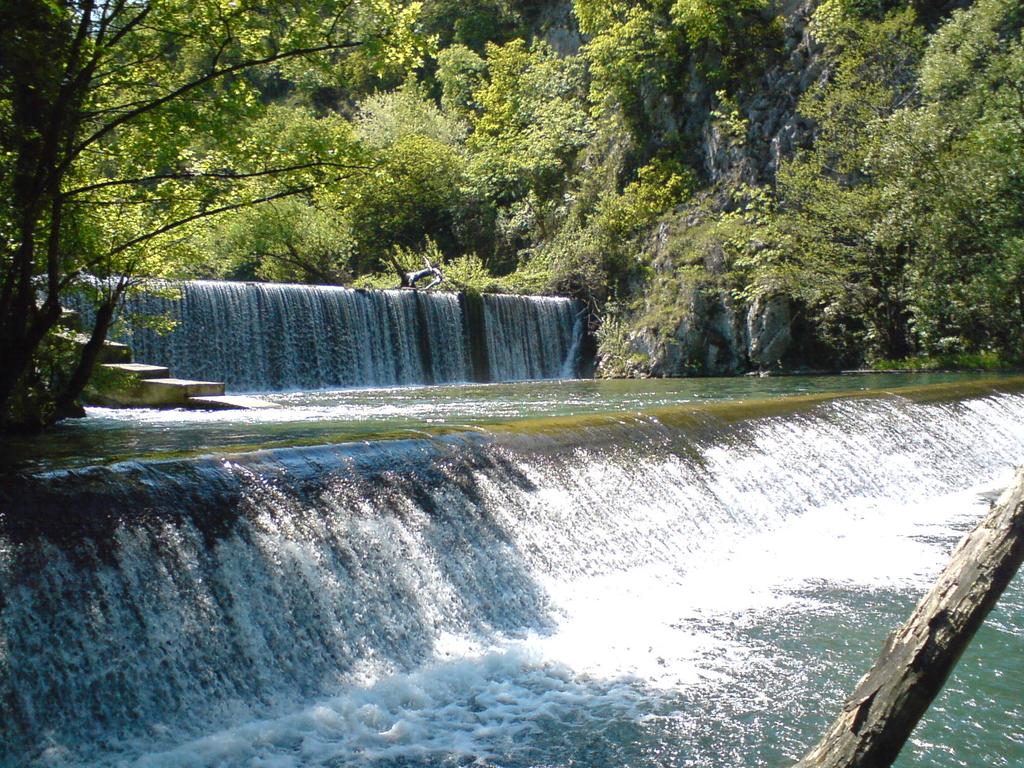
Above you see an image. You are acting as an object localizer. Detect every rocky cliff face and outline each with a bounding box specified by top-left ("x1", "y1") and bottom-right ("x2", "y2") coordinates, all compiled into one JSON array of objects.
[
  {"x1": 536, "y1": 0, "x2": 584, "y2": 56},
  {"x1": 622, "y1": 292, "x2": 797, "y2": 377},
  {"x1": 624, "y1": 294, "x2": 794, "y2": 377},
  {"x1": 605, "y1": 0, "x2": 825, "y2": 377},
  {"x1": 705, "y1": 0, "x2": 823, "y2": 186},
  {"x1": 620, "y1": 221, "x2": 797, "y2": 378}
]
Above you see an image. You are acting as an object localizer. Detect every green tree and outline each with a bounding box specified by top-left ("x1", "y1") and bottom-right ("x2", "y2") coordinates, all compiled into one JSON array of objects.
[
  {"x1": 770, "y1": 7, "x2": 925, "y2": 361},
  {"x1": 577, "y1": 0, "x2": 779, "y2": 140},
  {"x1": 879, "y1": 0, "x2": 1024, "y2": 356},
  {"x1": 355, "y1": 79, "x2": 467, "y2": 150},
  {"x1": 204, "y1": 198, "x2": 357, "y2": 285},
  {"x1": 346, "y1": 83, "x2": 488, "y2": 269},
  {"x1": 765, "y1": 0, "x2": 1023, "y2": 365},
  {"x1": 469, "y1": 39, "x2": 591, "y2": 214},
  {"x1": 436, "y1": 44, "x2": 487, "y2": 117},
  {"x1": 420, "y1": 0, "x2": 525, "y2": 52},
  {"x1": 577, "y1": 1, "x2": 682, "y2": 136},
  {"x1": 346, "y1": 134, "x2": 474, "y2": 272},
  {"x1": 0, "y1": 0, "x2": 423, "y2": 431}
]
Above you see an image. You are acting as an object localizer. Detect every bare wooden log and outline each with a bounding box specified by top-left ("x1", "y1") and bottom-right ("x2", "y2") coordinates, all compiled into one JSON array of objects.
[{"x1": 793, "y1": 466, "x2": 1024, "y2": 768}]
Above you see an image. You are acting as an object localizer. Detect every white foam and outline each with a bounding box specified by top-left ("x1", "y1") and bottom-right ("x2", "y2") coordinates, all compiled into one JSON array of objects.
[
  {"x1": 10, "y1": 394, "x2": 1024, "y2": 767},
  {"x1": 112, "y1": 473, "x2": 1011, "y2": 768}
]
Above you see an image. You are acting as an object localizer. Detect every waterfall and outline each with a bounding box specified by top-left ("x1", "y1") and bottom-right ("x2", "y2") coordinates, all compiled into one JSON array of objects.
[
  {"x1": 482, "y1": 294, "x2": 580, "y2": 381},
  {"x1": 3, "y1": 389, "x2": 1024, "y2": 767},
  {"x1": 100, "y1": 281, "x2": 581, "y2": 391}
]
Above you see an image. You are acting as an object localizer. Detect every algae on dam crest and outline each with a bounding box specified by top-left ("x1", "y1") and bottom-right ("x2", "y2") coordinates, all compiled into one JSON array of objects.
[{"x1": 3, "y1": 372, "x2": 1023, "y2": 472}]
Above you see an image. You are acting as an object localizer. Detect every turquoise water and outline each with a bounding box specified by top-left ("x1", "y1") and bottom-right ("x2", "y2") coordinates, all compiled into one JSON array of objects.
[{"x1": 2, "y1": 371, "x2": 1015, "y2": 471}]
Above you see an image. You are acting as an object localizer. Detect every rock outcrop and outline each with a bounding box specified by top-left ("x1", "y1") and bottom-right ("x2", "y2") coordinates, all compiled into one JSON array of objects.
[
  {"x1": 622, "y1": 292, "x2": 793, "y2": 377},
  {"x1": 604, "y1": 0, "x2": 823, "y2": 377},
  {"x1": 748, "y1": 294, "x2": 794, "y2": 370}
]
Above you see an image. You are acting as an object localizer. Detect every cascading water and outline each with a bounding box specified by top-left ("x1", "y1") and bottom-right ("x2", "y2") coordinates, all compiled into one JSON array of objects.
[
  {"x1": 97, "y1": 281, "x2": 582, "y2": 391},
  {"x1": 481, "y1": 294, "x2": 581, "y2": 381},
  {"x1": 2, "y1": 385, "x2": 1024, "y2": 767}
]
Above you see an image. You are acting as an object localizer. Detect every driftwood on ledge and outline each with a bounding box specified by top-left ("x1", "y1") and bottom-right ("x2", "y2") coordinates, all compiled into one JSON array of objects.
[{"x1": 793, "y1": 466, "x2": 1024, "y2": 768}]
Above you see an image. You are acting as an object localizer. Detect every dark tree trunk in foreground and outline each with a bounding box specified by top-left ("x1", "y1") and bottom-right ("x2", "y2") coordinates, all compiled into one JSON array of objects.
[{"x1": 793, "y1": 467, "x2": 1024, "y2": 768}]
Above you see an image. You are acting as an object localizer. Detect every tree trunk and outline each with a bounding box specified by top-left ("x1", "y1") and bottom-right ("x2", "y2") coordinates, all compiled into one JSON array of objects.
[
  {"x1": 54, "y1": 290, "x2": 120, "y2": 420},
  {"x1": 793, "y1": 467, "x2": 1024, "y2": 768}
]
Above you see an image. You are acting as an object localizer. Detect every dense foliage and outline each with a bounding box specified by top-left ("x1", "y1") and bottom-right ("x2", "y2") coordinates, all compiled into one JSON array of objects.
[
  {"x1": 759, "y1": 0, "x2": 1024, "y2": 366},
  {"x1": 2, "y1": 0, "x2": 1021, "y2": 429},
  {"x1": 594, "y1": 0, "x2": 1023, "y2": 372},
  {"x1": 0, "y1": 0, "x2": 423, "y2": 430}
]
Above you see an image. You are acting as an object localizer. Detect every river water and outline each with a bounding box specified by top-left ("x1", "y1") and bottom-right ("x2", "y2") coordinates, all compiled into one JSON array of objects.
[
  {"x1": 0, "y1": 371, "x2": 1009, "y2": 471},
  {"x1": 2, "y1": 373, "x2": 1023, "y2": 767}
]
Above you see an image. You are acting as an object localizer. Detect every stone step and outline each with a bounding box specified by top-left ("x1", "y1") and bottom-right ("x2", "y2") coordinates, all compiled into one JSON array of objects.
[
  {"x1": 87, "y1": 376, "x2": 226, "y2": 408},
  {"x1": 187, "y1": 395, "x2": 278, "y2": 411},
  {"x1": 58, "y1": 308, "x2": 82, "y2": 331},
  {"x1": 97, "y1": 340, "x2": 132, "y2": 364},
  {"x1": 140, "y1": 378, "x2": 225, "y2": 404},
  {"x1": 58, "y1": 329, "x2": 132, "y2": 363},
  {"x1": 100, "y1": 363, "x2": 170, "y2": 380}
]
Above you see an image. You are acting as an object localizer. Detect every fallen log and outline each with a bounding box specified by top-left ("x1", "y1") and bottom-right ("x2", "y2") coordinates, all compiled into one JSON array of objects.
[{"x1": 793, "y1": 466, "x2": 1024, "y2": 768}]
